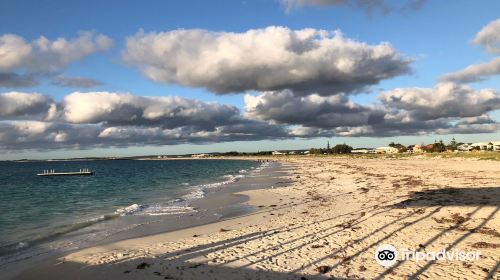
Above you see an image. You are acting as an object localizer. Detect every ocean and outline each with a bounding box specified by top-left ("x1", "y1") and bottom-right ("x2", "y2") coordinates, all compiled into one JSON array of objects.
[{"x1": 0, "y1": 159, "x2": 270, "y2": 265}]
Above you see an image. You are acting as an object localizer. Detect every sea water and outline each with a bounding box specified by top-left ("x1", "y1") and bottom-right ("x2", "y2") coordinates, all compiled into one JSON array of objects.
[{"x1": 0, "y1": 159, "x2": 262, "y2": 263}]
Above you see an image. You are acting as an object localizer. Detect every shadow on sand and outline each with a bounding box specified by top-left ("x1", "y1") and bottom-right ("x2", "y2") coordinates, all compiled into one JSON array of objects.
[
  {"x1": 13, "y1": 187, "x2": 500, "y2": 280},
  {"x1": 393, "y1": 187, "x2": 500, "y2": 207}
]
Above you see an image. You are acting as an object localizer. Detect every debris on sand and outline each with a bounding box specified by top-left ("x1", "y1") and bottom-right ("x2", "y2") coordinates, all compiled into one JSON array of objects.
[
  {"x1": 136, "y1": 262, "x2": 150, "y2": 269},
  {"x1": 471, "y1": 242, "x2": 500, "y2": 249},
  {"x1": 316, "y1": 265, "x2": 331, "y2": 274}
]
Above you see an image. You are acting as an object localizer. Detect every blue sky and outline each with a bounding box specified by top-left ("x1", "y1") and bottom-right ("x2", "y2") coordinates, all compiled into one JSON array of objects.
[{"x1": 0, "y1": 0, "x2": 499, "y2": 159}]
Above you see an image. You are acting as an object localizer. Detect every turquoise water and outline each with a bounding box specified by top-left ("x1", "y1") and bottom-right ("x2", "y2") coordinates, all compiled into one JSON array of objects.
[{"x1": 0, "y1": 159, "x2": 259, "y2": 258}]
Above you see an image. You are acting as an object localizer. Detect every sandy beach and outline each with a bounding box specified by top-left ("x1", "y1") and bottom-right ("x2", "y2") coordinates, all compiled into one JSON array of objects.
[{"x1": 8, "y1": 156, "x2": 500, "y2": 280}]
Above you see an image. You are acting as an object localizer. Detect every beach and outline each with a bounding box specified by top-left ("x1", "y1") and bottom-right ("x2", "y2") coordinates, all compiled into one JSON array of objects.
[{"x1": 7, "y1": 156, "x2": 500, "y2": 280}]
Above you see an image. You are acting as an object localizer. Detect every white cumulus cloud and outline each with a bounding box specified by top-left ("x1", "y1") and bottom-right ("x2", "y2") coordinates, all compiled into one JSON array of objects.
[
  {"x1": 440, "y1": 57, "x2": 500, "y2": 83},
  {"x1": 62, "y1": 92, "x2": 241, "y2": 129},
  {"x1": 0, "y1": 92, "x2": 55, "y2": 119},
  {"x1": 123, "y1": 27, "x2": 410, "y2": 95},
  {"x1": 473, "y1": 18, "x2": 500, "y2": 54},
  {"x1": 379, "y1": 82, "x2": 500, "y2": 120},
  {"x1": 440, "y1": 19, "x2": 500, "y2": 84},
  {"x1": 0, "y1": 32, "x2": 112, "y2": 88}
]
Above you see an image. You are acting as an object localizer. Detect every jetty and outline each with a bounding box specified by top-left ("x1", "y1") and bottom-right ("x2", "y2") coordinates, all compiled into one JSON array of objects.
[{"x1": 37, "y1": 168, "x2": 94, "y2": 177}]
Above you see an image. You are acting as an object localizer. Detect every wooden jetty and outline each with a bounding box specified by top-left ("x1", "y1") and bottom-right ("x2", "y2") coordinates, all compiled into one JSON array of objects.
[{"x1": 37, "y1": 168, "x2": 94, "y2": 177}]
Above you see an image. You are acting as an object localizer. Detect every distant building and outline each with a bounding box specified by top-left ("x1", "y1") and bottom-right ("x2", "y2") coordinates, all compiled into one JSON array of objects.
[
  {"x1": 471, "y1": 142, "x2": 489, "y2": 150},
  {"x1": 421, "y1": 144, "x2": 434, "y2": 152},
  {"x1": 375, "y1": 146, "x2": 399, "y2": 154},
  {"x1": 471, "y1": 141, "x2": 500, "y2": 151},
  {"x1": 192, "y1": 153, "x2": 209, "y2": 158},
  {"x1": 457, "y1": 143, "x2": 473, "y2": 151},
  {"x1": 272, "y1": 151, "x2": 286, "y2": 155},
  {"x1": 351, "y1": 148, "x2": 375, "y2": 154},
  {"x1": 493, "y1": 141, "x2": 500, "y2": 151},
  {"x1": 412, "y1": 145, "x2": 424, "y2": 153}
]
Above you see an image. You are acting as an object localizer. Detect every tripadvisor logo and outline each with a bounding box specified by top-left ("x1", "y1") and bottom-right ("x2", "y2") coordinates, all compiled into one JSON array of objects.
[
  {"x1": 375, "y1": 244, "x2": 481, "y2": 267},
  {"x1": 375, "y1": 244, "x2": 398, "y2": 267}
]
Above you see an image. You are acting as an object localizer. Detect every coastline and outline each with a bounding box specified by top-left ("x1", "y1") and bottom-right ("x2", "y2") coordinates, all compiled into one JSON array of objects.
[
  {"x1": 0, "y1": 159, "x2": 288, "y2": 279},
  {"x1": 5, "y1": 156, "x2": 500, "y2": 279}
]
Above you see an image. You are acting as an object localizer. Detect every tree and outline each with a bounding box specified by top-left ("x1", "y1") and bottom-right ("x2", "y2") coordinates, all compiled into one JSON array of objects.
[
  {"x1": 447, "y1": 137, "x2": 458, "y2": 151},
  {"x1": 388, "y1": 142, "x2": 407, "y2": 153},
  {"x1": 450, "y1": 137, "x2": 457, "y2": 147},
  {"x1": 431, "y1": 140, "x2": 446, "y2": 153},
  {"x1": 487, "y1": 142, "x2": 493, "y2": 151},
  {"x1": 332, "y1": 144, "x2": 353, "y2": 154},
  {"x1": 309, "y1": 148, "x2": 325, "y2": 155}
]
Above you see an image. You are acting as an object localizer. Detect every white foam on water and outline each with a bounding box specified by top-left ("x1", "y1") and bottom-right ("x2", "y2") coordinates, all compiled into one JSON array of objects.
[
  {"x1": 181, "y1": 189, "x2": 206, "y2": 200},
  {"x1": 114, "y1": 161, "x2": 271, "y2": 218},
  {"x1": 115, "y1": 203, "x2": 146, "y2": 215},
  {"x1": 142, "y1": 204, "x2": 196, "y2": 216},
  {"x1": 15, "y1": 242, "x2": 28, "y2": 249}
]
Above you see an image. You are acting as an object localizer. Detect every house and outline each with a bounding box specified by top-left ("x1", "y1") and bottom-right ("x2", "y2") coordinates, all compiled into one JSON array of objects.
[
  {"x1": 457, "y1": 143, "x2": 473, "y2": 151},
  {"x1": 472, "y1": 141, "x2": 500, "y2": 151},
  {"x1": 375, "y1": 146, "x2": 399, "y2": 154},
  {"x1": 492, "y1": 141, "x2": 500, "y2": 151},
  {"x1": 421, "y1": 144, "x2": 434, "y2": 152},
  {"x1": 351, "y1": 148, "x2": 375, "y2": 154},
  {"x1": 412, "y1": 145, "x2": 424, "y2": 153},
  {"x1": 471, "y1": 142, "x2": 490, "y2": 150},
  {"x1": 272, "y1": 151, "x2": 286, "y2": 155}
]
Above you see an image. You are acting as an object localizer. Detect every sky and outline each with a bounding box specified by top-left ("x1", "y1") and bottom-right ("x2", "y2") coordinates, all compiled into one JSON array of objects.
[{"x1": 0, "y1": 0, "x2": 499, "y2": 160}]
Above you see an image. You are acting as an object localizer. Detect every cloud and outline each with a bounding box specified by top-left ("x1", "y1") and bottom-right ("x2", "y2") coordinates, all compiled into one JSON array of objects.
[
  {"x1": 123, "y1": 27, "x2": 410, "y2": 96},
  {"x1": 439, "y1": 57, "x2": 500, "y2": 83},
  {"x1": 0, "y1": 73, "x2": 38, "y2": 87},
  {"x1": 0, "y1": 121, "x2": 102, "y2": 150},
  {"x1": 62, "y1": 92, "x2": 242, "y2": 130},
  {"x1": 0, "y1": 91, "x2": 294, "y2": 151},
  {"x1": 51, "y1": 75, "x2": 104, "y2": 88},
  {"x1": 0, "y1": 92, "x2": 55, "y2": 119},
  {"x1": 439, "y1": 19, "x2": 500, "y2": 84},
  {"x1": 0, "y1": 34, "x2": 32, "y2": 72},
  {"x1": 458, "y1": 114, "x2": 496, "y2": 125},
  {"x1": 280, "y1": 0, "x2": 425, "y2": 15},
  {"x1": 379, "y1": 82, "x2": 500, "y2": 120},
  {"x1": 1, "y1": 87, "x2": 498, "y2": 152},
  {"x1": 473, "y1": 19, "x2": 500, "y2": 54},
  {"x1": 244, "y1": 84, "x2": 500, "y2": 137},
  {"x1": 0, "y1": 119, "x2": 291, "y2": 151},
  {"x1": 0, "y1": 32, "x2": 112, "y2": 87},
  {"x1": 434, "y1": 123, "x2": 500, "y2": 135},
  {"x1": 245, "y1": 90, "x2": 384, "y2": 128}
]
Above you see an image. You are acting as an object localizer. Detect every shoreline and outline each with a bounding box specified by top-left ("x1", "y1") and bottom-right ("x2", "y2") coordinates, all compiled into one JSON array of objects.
[
  {"x1": 0, "y1": 159, "x2": 289, "y2": 279},
  {"x1": 5, "y1": 156, "x2": 500, "y2": 279},
  {"x1": 90, "y1": 160, "x2": 289, "y2": 247}
]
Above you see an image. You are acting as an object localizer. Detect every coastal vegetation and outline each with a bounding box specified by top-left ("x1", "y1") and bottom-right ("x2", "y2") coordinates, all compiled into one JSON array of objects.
[{"x1": 309, "y1": 143, "x2": 353, "y2": 154}]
